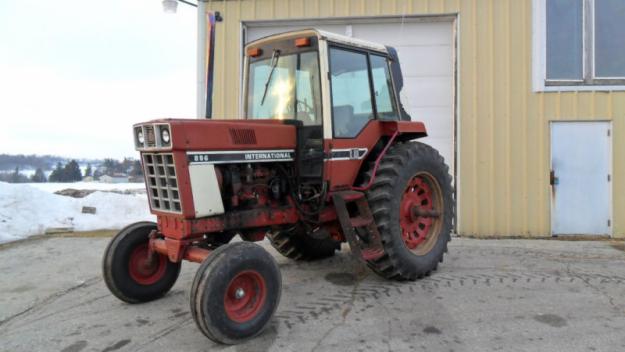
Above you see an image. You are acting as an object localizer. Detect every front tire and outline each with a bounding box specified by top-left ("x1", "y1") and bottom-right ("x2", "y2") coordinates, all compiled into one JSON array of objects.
[
  {"x1": 190, "y1": 242, "x2": 282, "y2": 344},
  {"x1": 365, "y1": 142, "x2": 454, "y2": 281},
  {"x1": 102, "y1": 222, "x2": 181, "y2": 303}
]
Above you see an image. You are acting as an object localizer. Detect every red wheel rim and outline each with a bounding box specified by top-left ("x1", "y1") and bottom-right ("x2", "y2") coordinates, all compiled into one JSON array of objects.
[
  {"x1": 128, "y1": 244, "x2": 167, "y2": 285},
  {"x1": 224, "y1": 270, "x2": 267, "y2": 323},
  {"x1": 400, "y1": 172, "x2": 443, "y2": 255}
]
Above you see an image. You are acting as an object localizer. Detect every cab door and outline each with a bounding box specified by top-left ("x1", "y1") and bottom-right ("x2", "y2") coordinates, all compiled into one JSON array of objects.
[
  {"x1": 293, "y1": 51, "x2": 325, "y2": 185},
  {"x1": 324, "y1": 45, "x2": 400, "y2": 189}
]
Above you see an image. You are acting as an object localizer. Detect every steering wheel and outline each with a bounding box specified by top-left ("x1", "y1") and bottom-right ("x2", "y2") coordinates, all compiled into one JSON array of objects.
[{"x1": 296, "y1": 99, "x2": 315, "y2": 121}]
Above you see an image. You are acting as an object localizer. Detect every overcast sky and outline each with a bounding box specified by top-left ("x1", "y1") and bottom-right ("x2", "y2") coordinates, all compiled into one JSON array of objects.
[{"x1": 0, "y1": 0, "x2": 197, "y2": 159}]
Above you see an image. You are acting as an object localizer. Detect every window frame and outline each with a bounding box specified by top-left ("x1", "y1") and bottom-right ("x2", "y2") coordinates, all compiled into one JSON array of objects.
[
  {"x1": 533, "y1": 0, "x2": 625, "y2": 91},
  {"x1": 369, "y1": 53, "x2": 401, "y2": 120},
  {"x1": 292, "y1": 51, "x2": 324, "y2": 126},
  {"x1": 327, "y1": 43, "x2": 400, "y2": 139}
]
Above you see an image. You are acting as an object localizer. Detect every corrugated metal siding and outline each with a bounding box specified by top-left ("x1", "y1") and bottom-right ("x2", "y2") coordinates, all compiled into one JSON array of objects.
[{"x1": 204, "y1": 0, "x2": 625, "y2": 238}]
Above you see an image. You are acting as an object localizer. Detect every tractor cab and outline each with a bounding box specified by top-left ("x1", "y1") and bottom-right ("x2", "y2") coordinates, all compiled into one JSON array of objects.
[
  {"x1": 243, "y1": 29, "x2": 405, "y2": 127},
  {"x1": 243, "y1": 29, "x2": 414, "y2": 192}
]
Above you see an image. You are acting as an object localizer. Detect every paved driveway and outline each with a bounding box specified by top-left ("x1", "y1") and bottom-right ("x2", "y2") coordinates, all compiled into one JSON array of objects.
[{"x1": 1, "y1": 235, "x2": 624, "y2": 352}]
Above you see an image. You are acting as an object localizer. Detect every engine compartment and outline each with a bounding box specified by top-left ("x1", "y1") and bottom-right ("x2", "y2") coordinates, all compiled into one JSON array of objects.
[
  {"x1": 216, "y1": 164, "x2": 288, "y2": 210},
  {"x1": 215, "y1": 162, "x2": 325, "y2": 222}
]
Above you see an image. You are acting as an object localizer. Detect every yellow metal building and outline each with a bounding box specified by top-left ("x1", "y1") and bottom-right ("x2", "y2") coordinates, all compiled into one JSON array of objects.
[{"x1": 201, "y1": 0, "x2": 625, "y2": 238}]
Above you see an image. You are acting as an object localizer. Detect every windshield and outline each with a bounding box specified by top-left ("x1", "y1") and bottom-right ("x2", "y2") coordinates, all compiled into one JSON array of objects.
[{"x1": 246, "y1": 51, "x2": 322, "y2": 125}]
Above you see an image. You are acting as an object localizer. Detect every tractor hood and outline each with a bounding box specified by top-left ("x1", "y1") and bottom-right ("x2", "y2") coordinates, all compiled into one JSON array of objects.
[{"x1": 133, "y1": 118, "x2": 297, "y2": 152}]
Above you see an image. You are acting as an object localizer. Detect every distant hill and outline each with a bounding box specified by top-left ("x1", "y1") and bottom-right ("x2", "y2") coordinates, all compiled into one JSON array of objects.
[
  {"x1": 0, "y1": 154, "x2": 102, "y2": 171},
  {"x1": 0, "y1": 154, "x2": 143, "y2": 184}
]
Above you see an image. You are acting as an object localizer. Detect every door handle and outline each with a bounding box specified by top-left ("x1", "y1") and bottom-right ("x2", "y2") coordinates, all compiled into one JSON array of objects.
[{"x1": 550, "y1": 170, "x2": 559, "y2": 186}]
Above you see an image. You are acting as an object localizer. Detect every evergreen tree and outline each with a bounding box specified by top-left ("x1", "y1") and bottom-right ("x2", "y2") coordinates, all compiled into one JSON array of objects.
[
  {"x1": 30, "y1": 168, "x2": 47, "y2": 183},
  {"x1": 121, "y1": 158, "x2": 134, "y2": 174},
  {"x1": 85, "y1": 164, "x2": 92, "y2": 177},
  {"x1": 10, "y1": 166, "x2": 20, "y2": 183},
  {"x1": 63, "y1": 160, "x2": 82, "y2": 182},
  {"x1": 6, "y1": 166, "x2": 29, "y2": 183},
  {"x1": 130, "y1": 160, "x2": 143, "y2": 177},
  {"x1": 93, "y1": 169, "x2": 103, "y2": 180},
  {"x1": 103, "y1": 158, "x2": 117, "y2": 176},
  {"x1": 49, "y1": 162, "x2": 64, "y2": 182}
]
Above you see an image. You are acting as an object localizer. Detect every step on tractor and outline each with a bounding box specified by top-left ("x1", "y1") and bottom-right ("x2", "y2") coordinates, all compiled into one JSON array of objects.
[{"x1": 102, "y1": 29, "x2": 453, "y2": 344}]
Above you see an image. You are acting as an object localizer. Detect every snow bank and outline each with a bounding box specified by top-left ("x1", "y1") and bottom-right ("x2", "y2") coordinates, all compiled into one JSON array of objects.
[{"x1": 0, "y1": 182, "x2": 153, "y2": 243}]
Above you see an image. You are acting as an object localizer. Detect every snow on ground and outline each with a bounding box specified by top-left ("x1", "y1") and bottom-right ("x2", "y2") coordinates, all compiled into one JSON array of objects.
[
  {"x1": 27, "y1": 181, "x2": 146, "y2": 193},
  {"x1": 0, "y1": 182, "x2": 153, "y2": 243}
]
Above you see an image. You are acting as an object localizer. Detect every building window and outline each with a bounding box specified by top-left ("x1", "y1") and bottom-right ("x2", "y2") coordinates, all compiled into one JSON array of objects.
[
  {"x1": 594, "y1": 0, "x2": 625, "y2": 78},
  {"x1": 536, "y1": 0, "x2": 625, "y2": 90},
  {"x1": 546, "y1": 0, "x2": 583, "y2": 81}
]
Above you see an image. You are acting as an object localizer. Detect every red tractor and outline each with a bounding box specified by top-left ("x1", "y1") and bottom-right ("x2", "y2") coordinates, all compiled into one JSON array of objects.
[{"x1": 102, "y1": 29, "x2": 453, "y2": 344}]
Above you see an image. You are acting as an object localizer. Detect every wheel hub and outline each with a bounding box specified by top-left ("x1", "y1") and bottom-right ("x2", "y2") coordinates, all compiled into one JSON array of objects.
[
  {"x1": 400, "y1": 173, "x2": 443, "y2": 254},
  {"x1": 224, "y1": 270, "x2": 267, "y2": 323},
  {"x1": 128, "y1": 244, "x2": 167, "y2": 285}
]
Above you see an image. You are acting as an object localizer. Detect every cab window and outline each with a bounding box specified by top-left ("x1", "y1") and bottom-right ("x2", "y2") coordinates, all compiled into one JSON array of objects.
[
  {"x1": 329, "y1": 47, "x2": 374, "y2": 138},
  {"x1": 294, "y1": 52, "x2": 322, "y2": 125},
  {"x1": 247, "y1": 51, "x2": 321, "y2": 125},
  {"x1": 370, "y1": 55, "x2": 399, "y2": 120}
]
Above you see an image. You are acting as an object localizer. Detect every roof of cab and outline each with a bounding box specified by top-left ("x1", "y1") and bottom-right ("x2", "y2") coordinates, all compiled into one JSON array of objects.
[{"x1": 245, "y1": 28, "x2": 389, "y2": 54}]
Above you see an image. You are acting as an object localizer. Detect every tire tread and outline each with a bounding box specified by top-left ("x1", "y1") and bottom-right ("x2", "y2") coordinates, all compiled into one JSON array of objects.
[{"x1": 364, "y1": 142, "x2": 454, "y2": 281}]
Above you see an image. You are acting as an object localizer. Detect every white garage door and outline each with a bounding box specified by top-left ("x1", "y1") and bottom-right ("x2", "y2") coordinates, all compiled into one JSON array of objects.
[{"x1": 245, "y1": 20, "x2": 455, "y2": 175}]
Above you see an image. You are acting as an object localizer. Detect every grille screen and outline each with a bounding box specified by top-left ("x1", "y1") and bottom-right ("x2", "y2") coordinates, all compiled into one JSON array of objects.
[
  {"x1": 229, "y1": 128, "x2": 257, "y2": 145},
  {"x1": 143, "y1": 153, "x2": 181, "y2": 213},
  {"x1": 145, "y1": 125, "x2": 156, "y2": 147}
]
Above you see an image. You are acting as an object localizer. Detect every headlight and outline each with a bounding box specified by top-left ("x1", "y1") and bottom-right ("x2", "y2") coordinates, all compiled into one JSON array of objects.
[
  {"x1": 137, "y1": 129, "x2": 145, "y2": 144},
  {"x1": 161, "y1": 128, "x2": 170, "y2": 144}
]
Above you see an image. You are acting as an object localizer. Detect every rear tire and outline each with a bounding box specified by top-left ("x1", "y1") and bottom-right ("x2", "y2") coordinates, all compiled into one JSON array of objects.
[
  {"x1": 190, "y1": 242, "x2": 282, "y2": 344},
  {"x1": 103, "y1": 222, "x2": 181, "y2": 303},
  {"x1": 365, "y1": 142, "x2": 454, "y2": 281},
  {"x1": 268, "y1": 226, "x2": 339, "y2": 261}
]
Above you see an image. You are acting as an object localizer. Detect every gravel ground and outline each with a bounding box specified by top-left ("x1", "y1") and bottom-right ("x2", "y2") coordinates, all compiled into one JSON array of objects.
[{"x1": 1, "y1": 235, "x2": 624, "y2": 352}]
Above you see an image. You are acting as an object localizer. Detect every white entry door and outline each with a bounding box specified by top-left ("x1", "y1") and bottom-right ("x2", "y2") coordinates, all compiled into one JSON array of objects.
[{"x1": 550, "y1": 121, "x2": 612, "y2": 235}]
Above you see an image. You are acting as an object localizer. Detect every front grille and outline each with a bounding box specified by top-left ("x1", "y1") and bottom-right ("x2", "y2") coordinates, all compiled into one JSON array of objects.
[
  {"x1": 145, "y1": 125, "x2": 156, "y2": 147},
  {"x1": 143, "y1": 153, "x2": 181, "y2": 213},
  {"x1": 229, "y1": 128, "x2": 257, "y2": 145}
]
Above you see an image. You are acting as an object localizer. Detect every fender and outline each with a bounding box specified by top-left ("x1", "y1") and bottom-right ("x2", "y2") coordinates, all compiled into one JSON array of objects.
[
  {"x1": 382, "y1": 120, "x2": 428, "y2": 141},
  {"x1": 324, "y1": 120, "x2": 427, "y2": 191},
  {"x1": 353, "y1": 120, "x2": 428, "y2": 191},
  {"x1": 352, "y1": 130, "x2": 399, "y2": 191},
  {"x1": 352, "y1": 121, "x2": 428, "y2": 192}
]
